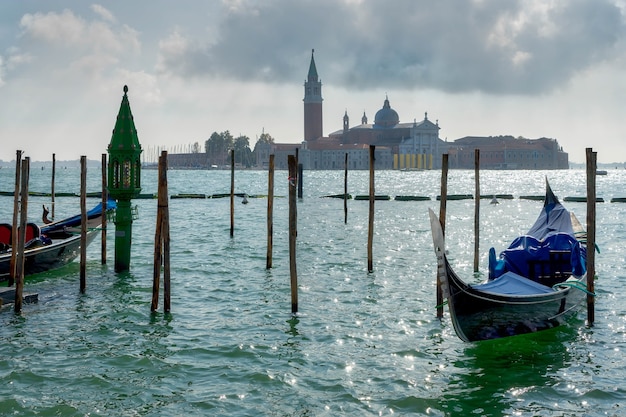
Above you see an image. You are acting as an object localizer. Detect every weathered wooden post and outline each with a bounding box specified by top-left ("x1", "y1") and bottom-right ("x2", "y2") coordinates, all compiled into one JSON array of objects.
[
  {"x1": 586, "y1": 148, "x2": 596, "y2": 326},
  {"x1": 14, "y1": 157, "x2": 29, "y2": 313},
  {"x1": 107, "y1": 85, "x2": 143, "y2": 272},
  {"x1": 474, "y1": 149, "x2": 480, "y2": 274},
  {"x1": 152, "y1": 151, "x2": 171, "y2": 313},
  {"x1": 367, "y1": 145, "x2": 375, "y2": 273},
  {"x1": 437, "y1": 154, "x2": 449, "y2": 318},
  {"x1": 51, "y1": 153, "x2": 56, "y2": 221},
  {"x1": 266, "y1": 154, "x2": 275, "y2": 269},
  {"x1": 80, "y1": 156, "x2": 87, "y2": 292},
  {"x1": 101, "y1": 153, "x2": 107, "y2": 264},
  {"x1": 9, "y1": 150, "x2": 22, "y2": 287},
  {"x1": 344, "y1": 153, "x2": 348, "y2": 224},
  {"x1": 298, "y1": 162, "x2": 303, "y2": 199},
  {"x1": 288, "y1": 155, "x2": 298, "y2": 313},
  {"x1": 230, "y1": 149, "x2": 235, "y2": 238}
]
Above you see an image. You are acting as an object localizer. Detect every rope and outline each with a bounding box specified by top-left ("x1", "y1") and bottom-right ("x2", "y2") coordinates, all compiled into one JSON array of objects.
[
  {"x1": 553, "y1": 281, "x2": 595, "y2": 296},
  {"x1": 435, "y1": 300, "x2": 448, "y2": 309}
]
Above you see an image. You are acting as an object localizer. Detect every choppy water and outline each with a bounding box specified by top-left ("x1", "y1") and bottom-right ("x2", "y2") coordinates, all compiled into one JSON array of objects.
[{"x1": 1, "y1": 165, "x2": 625, "y2": 416}]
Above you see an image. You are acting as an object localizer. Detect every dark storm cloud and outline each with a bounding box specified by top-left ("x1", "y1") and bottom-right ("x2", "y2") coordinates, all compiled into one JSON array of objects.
[{"x1": 157, "y1": 0, "x2": 625, "y2": 95}]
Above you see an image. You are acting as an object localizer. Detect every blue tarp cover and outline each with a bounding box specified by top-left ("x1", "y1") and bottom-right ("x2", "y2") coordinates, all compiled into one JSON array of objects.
[
  {"x1": 473, "y1": 271, "x2": 555, "y2": 295},
  {"x1": 41, "y1": 199, "x2": 116, "y2": 233},
  {"x1": 489, "y1": 190, "x2": 587, "y2": 280}
]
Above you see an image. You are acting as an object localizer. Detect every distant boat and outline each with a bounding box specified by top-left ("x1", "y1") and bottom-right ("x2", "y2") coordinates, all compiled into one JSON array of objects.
[
  {"x1": 596, "y1": 170, "x2": 607, "y2": 176},
  {"x1": 429, "y1": 180, "x2": 590, "y2": 341}
]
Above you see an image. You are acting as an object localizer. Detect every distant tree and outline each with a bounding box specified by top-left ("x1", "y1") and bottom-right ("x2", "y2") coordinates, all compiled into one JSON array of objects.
[
  {"x1": 204, "y1": 131, "x2": 234, "y2": 166},
  {"x1": 234, "y1": 135, "x2": 253, "y2": 167},
  {"x1": 192, "y1": 142, "x2": 201, "y2": 153}
]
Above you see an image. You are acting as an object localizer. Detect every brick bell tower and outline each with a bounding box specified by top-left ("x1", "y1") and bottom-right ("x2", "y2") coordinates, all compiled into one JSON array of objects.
[{"x1": 303, "y1": 49, "x2": 323, "y2": 141}]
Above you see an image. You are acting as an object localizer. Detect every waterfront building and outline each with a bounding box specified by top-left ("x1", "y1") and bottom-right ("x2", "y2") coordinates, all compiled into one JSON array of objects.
[{"x1": 448, "y1": 136, "x2": 569, "y2": 169}]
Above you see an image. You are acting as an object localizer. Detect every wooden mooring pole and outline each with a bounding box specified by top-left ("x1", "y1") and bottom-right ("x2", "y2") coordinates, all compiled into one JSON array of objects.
[
  {"x1": 80, "y1": 156, "x2": 87, "y2": 293},
  {"x1": 586, "y1": 148, "x2": 597, "y2": 326},
  {"x1": 152, "y1": 151, "x2": 171, "y2": 313},
  {"x1": 14, "y1": 157, "x2": 29, "y2": 313},
  {"x1": 437, "y1": 154, "x2": 449, "y2": 319},
  {"x1": 101, "y1": 153, "x2": 107, "y2": 265},
  {"x1": 344, "y1": 153, "x2": 348, "y2": 224},
  {"x1": 474, "y1": 149, "x2": 480, "y2": 274},
  {"x1": 298, "y1": 162, "x2": 303, "y2": 199},
  {"x1": 288, "y1": 155, "x2": 298, "y2": 313},
  {"x1": 9, "y1": 150, "x2": 22, "y2": 287},
  {"x1": 230, "y1": 149, "x2": 235, "y2": 238},
  {"x1": 51, "y1": 153, "x2": 56, "y2": 221},
  {"x1": 266, "y1": 154, "x2": 275, "y2": 269},
  {"x1": 367, "y1": 145, "x2": 375, "y2": 273}
]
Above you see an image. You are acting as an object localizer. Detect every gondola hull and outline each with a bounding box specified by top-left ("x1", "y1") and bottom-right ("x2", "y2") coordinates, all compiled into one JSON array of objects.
[
  {"x1": 440, "y1": 255, "x2": 586, "y2": 341},
  {"x1": 0, "y1": 229, "x2": 100, "y2": 280},
  {"x1": 0, "y1": 201, "x2": 113, "y2": 281}
]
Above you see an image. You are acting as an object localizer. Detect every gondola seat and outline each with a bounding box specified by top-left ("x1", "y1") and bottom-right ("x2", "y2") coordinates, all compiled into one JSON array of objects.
[
  {"x1": 24, "y1": 223, "x2": 41, "y2": 243},
  {"x1": 528, "y1": 250, "x2": 573, "y2": 286},
  {"x1": 0, "y1": 223, "x2": 11, "y2": 251},
  {"x1": 0, "y1": 223, "x2": 11, "y2": 245}
]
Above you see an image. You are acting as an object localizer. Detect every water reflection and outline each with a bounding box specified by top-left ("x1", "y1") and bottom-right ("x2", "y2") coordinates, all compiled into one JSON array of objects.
[{"x1": 440, "y1": 327, "x2": 575, "y2": 416}]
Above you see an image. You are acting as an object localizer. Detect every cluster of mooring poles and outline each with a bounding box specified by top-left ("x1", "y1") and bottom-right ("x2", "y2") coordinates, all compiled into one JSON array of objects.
[
  {"x1": 246, "y1": 145, "x2": 372, "y2": 314},
  {"x1": 7, "y1": 152, "x2": 96, "y2": 312},
  {"x1": 151, "y1": 151, "x2": 171, "y2": 313},
  {"x1": 435, "y1": 148, "x2": 597, "y2": 325},
  {"x1": 6, "y1": 85, "x2": 171, "y2": 314},
  {"x1": 10, "y1": 152, "x2": 29, "y2": 312}
]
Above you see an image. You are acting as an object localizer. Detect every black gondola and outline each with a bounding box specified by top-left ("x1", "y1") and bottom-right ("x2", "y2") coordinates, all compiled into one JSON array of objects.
[
  {"x1": 429, "y1": 180, "x2": 591, "y2": 342},
  {"x1": 0, "y1": 201, "x2": 115, "y2": 281}
]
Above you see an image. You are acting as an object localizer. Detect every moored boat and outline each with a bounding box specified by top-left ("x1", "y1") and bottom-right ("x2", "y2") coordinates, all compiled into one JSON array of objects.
[
  {"x1": 0, "y1": 200, "x2": 115, "y2": 281},
  {"x1": 429, "y1": 180, "x2": 592, "y2": 342}
]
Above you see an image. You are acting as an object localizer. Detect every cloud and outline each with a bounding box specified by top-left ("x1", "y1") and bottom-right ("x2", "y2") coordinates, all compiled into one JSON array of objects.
[
  {"x1": 91, "y1": 4, "x2": 116, "y2": 23},
  {"x1": 156, "y1": 0, "x2": 626, "y2": 95},
  {"x1": 16, "y1": 8, "x2": 140, "y2": 81}
]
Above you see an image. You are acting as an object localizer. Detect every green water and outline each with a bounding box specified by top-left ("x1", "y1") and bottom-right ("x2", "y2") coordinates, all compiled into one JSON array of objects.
[{"x1": 0, "y1": 167, "x2": 624, "y2": 416}]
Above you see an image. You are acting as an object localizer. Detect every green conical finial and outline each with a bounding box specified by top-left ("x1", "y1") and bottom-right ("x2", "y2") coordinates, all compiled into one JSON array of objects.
[
  {"x1": 109, "y1": 85, "x2": 141, "y2": 152},
  {"x1": 108, "y1": 85, "x2": 142, "y2": 200}
]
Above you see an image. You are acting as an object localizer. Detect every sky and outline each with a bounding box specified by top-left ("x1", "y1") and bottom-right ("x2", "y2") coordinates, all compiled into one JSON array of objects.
[{"x1": 1, "y1": 0, "x2": 626, "y2": 164}]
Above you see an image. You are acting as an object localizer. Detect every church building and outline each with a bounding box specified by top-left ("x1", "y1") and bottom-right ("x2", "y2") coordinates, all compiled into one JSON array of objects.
[{"x1": 293, "y1": 50, "x2": 446, "y2": 170}]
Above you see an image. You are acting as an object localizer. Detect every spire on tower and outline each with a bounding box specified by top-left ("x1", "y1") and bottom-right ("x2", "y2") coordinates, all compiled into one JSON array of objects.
[{"x1": 307, "y1": 49, "x2": 318, "y2": 82}]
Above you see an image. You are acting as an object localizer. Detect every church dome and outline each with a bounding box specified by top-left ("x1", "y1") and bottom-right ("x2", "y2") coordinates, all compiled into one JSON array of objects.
[{"x1": 374, "y1": 96, "x2": 399, "y2": 128}]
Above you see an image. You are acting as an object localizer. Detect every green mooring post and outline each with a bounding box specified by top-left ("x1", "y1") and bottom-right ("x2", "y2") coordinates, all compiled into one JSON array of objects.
[{"x1": 107, "y1": 85, "x2": 142, "y2": 272}]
